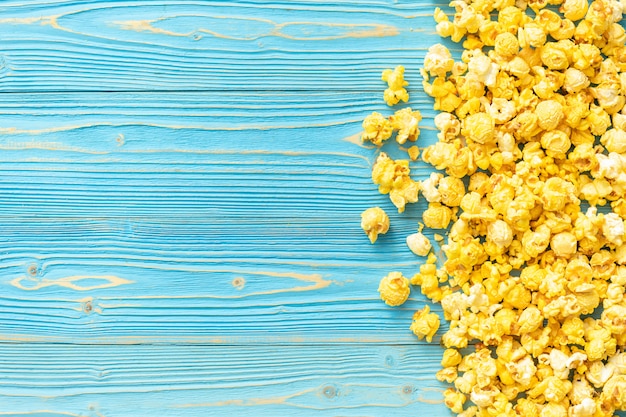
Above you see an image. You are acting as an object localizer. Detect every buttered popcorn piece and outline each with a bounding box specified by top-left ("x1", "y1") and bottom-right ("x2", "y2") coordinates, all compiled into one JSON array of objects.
[
  {"x1": 378, "y1": 271, "x2": 410, "y2": 306},
  {"x1": 361, "y1": 112, "x2": 393, "y2": 145},
  {"x1": 390, "y1": 107, "x2": 422, "y2": 144},
  {"x1": 371, "y1": 152, "x2": 420, "y2": 213},
  {"x1": 360, "y1": 207, "x2": 390, "y2": 244},
  {"x1": 381, "y1": 65, "x2": 409, "y2": 106},
  {"x1": 410, "y1": 304, "x2": 440, "y2": 343}
]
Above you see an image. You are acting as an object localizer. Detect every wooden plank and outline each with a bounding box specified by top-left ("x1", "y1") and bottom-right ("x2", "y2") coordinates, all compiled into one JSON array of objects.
[
  {"x1": 0, "y1": 0, "x2": 454, "y2": 92},
  {"x1": 0, "y1": 343, "x2": 449, "y2": 416},
  {"x1": 0, "y1": 91, "x2": 443, "y2": 344}
]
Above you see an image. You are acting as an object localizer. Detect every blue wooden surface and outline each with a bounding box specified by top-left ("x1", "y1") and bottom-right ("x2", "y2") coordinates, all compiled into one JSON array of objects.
[{"x1": 0, "y1": 1, "x2": 459, "y2": 415}]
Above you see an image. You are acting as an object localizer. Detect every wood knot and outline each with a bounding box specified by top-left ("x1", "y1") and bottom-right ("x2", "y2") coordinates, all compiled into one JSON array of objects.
[
  {"x1": 322, "y1": 385, "x2": 336, "y2": 398},
  {"x1": 27, "y1": 264, "x2": 38, "y2": 276},
  {"x1": 402, "y1": 385, "x2": 414, "y2": 394},
  {"x1": 83, "y1": 300, "x2": 94, "y2": 313},
  {"x1": 232, "y1": 277, "x2": 245, "y2": 290}
]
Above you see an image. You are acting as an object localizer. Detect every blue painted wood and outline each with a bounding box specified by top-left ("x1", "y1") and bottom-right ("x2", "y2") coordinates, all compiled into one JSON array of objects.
[
  {"x1": 0, "y1": 343, "x2": 449, "y2": 416},
  {"x1": 0, "y1": 90, "x2": 446, "y2": 347}
]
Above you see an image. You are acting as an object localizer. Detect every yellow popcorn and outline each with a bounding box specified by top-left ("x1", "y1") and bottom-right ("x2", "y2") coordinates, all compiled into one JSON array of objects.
[
  {"x1": 423, "y1": 202, "x2": 454, "y2": 229},
  {"x1": 407, "y1": 145, "x2": 419, "y2": 161},
  {"x1": 487, "y1": 219, "x2": 514, "y2": 249},
  {"x1": 360, "y1": 207, "x2": 390, "y2": 244},
  {"x1": 438, "y1": 176, "x2": 466, "y2": 207},
  {"x1": 361, "y1": 112, "x2": 393, "y2": 146},
  {"x1": 434, "y1": 112, "x2": 461, "y2": 142},
  {"x1": 522, "y1": 224, "x2": 552, "y2": 259},
  {"x1": 442, "y1": 348, "x2": 463, "y2": 368},
  {"x1": 378, "y1": 271, "x2": 410, "y2": 306},
  {"x1": 602, "y1": 213, "x2": 626, "y2": 246},
  {"x1": 462, "y1": 112, "x2": 495, "y2": 144},
  {"x1": 406, "y1": 232, "x2": 432, "y2": 257},
  {"x1": 563, "y1": 67, "x2": 590, "y2": 94},
  {"x1": 601, "y1": 375, "x2": 626, "y2": 412},
  {"x1": 389, "y1": 107, "x2": 422, "y2": 144},
  {"x1": 381, "y1": 65, "x2": 409, "y2": 106},
  {"x1": 494, "y1": 32, "x2": 519, "y2": 57},
  {"x1": 360, "y1": 0, "x2": 626, "y2": 415},
  {"x1": 423, "y1": 44, "x2": 455, "y2": 78},
  {"x1": 371, "y1": 152, "x2": 420, "y2": 213},
  {"x1": 535, "y1": 99, "x2": 565, "y2": 131},
  {"x1": 410, "y1": 304, "x2": 440, "y2": 342},
  {"x1": 443, "y1": 388, "x2": 466, "y2": 414},
  {"x1": 540, "y1": 130, "x2": 571, "y2": 159},
  {"x1": 560, "y1": 0, "x2": 588, "y2": 21},
  {"x1": 518, "y1": 22, "x2": 548, "y2": 48},
  {"x1": 602, "y1": 129, "x2": 626, "y2": 153},
  {"x1": 550, "y1": 231, "x2": 578, "y2": 257}
]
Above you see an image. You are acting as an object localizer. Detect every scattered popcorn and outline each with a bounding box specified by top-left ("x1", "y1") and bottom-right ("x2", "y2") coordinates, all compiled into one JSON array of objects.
[
  {"x1": 360, "y1": 207, "x2": 390, "y2": 244},
  {"x1": 359, "y1": 1, "x2": 626, "y2": 416},
  {"x1": 410, "y1": 304, "x2": 440, "y2": 342},
  {"x1": 381, "y1": 65, "x2": 409, "y2": 106},
  {"x1": 378, "y1": 271, "x2": 410, "y2": 306}
]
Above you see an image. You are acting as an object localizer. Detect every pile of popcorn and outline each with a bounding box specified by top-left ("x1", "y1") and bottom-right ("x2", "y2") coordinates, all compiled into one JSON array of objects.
[{"x1": 359, "y1": 0, "x2": 626, "y2": 415}]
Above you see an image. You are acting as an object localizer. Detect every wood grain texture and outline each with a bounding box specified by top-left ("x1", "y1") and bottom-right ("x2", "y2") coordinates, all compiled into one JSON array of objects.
[
  {"x1": 0, "y1": 90, "x2": 445, "y2": 344},
  {"x1": 0, "y1": 0, "x2": 458, "y2": 92},
  {"x1": 0, "y1": 343, "x2": 449, "y2": 416},
  {"x1": 0, "y1": 1, "x2": 463, "y2": 416}
]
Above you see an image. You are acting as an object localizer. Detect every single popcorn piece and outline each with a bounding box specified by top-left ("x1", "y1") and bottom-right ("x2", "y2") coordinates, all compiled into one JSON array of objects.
[
  {"x1": 603, "y1": 213, "x2": 626, "y2": 246},
  {"x1": 381, "y1": 65, "x2": 409, "y2": 106},
  {"x1": 550, "y1": 231, "x2": 578, "y2": 257},
  {"x1": 371, "y1": 152, "x2": 420, "y2": 213},
  {"x1": 389, "y1": 107, "x2": 422, "y2": 144},
  {"x1": 407, "y1": 145, "x2": 420, "y2": 161},
  {"x1": 410, "y1": 305, "x2": 440, "y2": 342},
  {"x1": 461, "y1": 112, "x2": 495, "y2": 144},
  {"x1": 360, "y1": 207, "x2": 390, "y2": 244},
  {"x1": 378, "y1": 271, "x2": 410, "y2": 306},
  {"x1": 423, "y1": 44, "x2": 455, "y2": 78},
  {"x1": 406, "y1": 232, "x2": 432, "y2": 256},
  {"x1": 361, "y1": 112, "x2": 393, "y2": 146},
  {"x1": 423, "y1": 202, "x2": 454, "y2": 229}
]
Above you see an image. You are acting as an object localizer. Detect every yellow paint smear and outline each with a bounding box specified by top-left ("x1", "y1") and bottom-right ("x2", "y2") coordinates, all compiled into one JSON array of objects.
[{"x1": 10, "y1": 274, "x2": 133, "y2": 291}]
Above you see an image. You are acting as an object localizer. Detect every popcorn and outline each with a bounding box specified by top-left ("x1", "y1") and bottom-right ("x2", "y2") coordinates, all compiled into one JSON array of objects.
[
  {"x1": 381, "y1": 65, "x2": 409, "y2": 106},
  {"x1": 535, "y1": 99, "x2": 565, "y2": 131},
  {"x1": 406, "y1": 232, "x2": 432, "y2": 256},
  {"x1": 423, "y1": 202, "x2": 454, "y2": 229},
  {"x1": 389, "y1": 107, "x2": 422, "y2": 144},
  {"x1": 371, "y1": 152, "x2": 420, "y2": 213},
  {"x1": 378, "y1": 271, "x2": 410, "y2": 306},
  {"x1": 363, "y1": 1, "x2": 626, "y2": 416},
  {"x1": 362, "y1": 112, "x2": 393, "y2": 145},
  {"x1": 423, "y1": 44, "x2": 455, "y2": 78},
  {"x1": 410, "y1": 304, "x2": 441, "y2": 342},
  {"x1": 462, "y1": 112, "x2": 496, "y2": 144},
  {"x1": 560, "y1": 0, "x2": 588, "y2": 21},
  {"x1": 360, "y1": 207, "x2": 390, "y2": 244}
]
